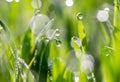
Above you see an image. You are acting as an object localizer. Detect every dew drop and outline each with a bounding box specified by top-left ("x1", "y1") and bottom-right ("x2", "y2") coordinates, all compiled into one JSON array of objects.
[
  {"x1": 15, "y1": 0, "x2": 20, "y2": 3},
  {"x1": 30, "y1": 13, "x2": 50, "y2": 36},
  {"x1": 55, "y1": 29, "x2": 60, "y2": 37},
  {"x1": 65, "y1": 0, "x2": 73, "y2": 7},
  {"x1": 87, "y1": 72, "x2": 96, "y2": 82},
  {"x1": 67, "y1": 50, "x2": 78, "y2": 72},
  {"x1": 71, "y1": 36, "x2": 82, "y2": 48},
  {"x1": 6, "y1": 0, "x2": 13, "y2": 2},
  {"x1": 45, "y1": 38, "x2": 50, "y2": 43},
  {"x1": 77, "y1": 13, "x2": 83, "y2": 20},
  {"x1": 46, "y1": 29, "x2": 55, "y2": 39},
  {"x1": 32, "y1": 0, "x2": 42, "y2": 9},
  {"x1": 74, "y1": 76, "x2": 79, "y2": 82},
  {"x1": 106, "y1": 54, "x2": 110, "y2": 56},
  {"x1": 73, "y1": 72, "x2": 79, "y2": 82},
  {"x1": 0, "y1": 26, "x2": 3, "y2": 33},
  {"x1": 97, "y1": 10, "x2": 109, "y2": 22},
  {"x1": 56, "y1": 40, "x2": 62, "y2": 47},
  {"x1": 80, "y1": 54, "x2": 94, "y2": 74},
  {"x1": 104, "y1": 7, "x2": 110, "y2": 11}
]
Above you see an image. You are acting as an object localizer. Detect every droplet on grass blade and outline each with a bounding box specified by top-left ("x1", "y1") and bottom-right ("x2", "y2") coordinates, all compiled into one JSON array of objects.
[
  {"x1": 30, "y1": 13, "x2": 50, "y2": 36},
  {"x1": 45, "y1": 38, "x2": 50, "y2": 43},
  {"x1": 71, "y1": 36, "x2": 82, "y2": 48},
  {"x1": 56, "y1": 40, "x2": 62, "y2": 47},
  {"x1": 87, "y1": 72, "x2": 96, "y2": 82},
  {"x1": 66, "y1": 50, "x2": 78, "y2": 72},
  {"x1": 46, "y1": 29, "x2": 55, "y2": 39},
  {"x1": 80, "y1": 54, "x2": 94, "y2": 74},
  {"x1": 77, "y1": 13, "x2": 83, "y2": 20},
  {"x1": 55, "y1": 29, "x2": 60, "y2": 37},
  {"x1": 0, "y1": 26, "x2": 4, "y2": 33},
  {"x1": 73, "y1": 72, "x2": 79, "y2": 82},
  {"x1": 74, "y1": 76, "x2": 79, "y2": 82},
  {"x1": 32, "y1": 0, "x2": 42, "y2": 9}
]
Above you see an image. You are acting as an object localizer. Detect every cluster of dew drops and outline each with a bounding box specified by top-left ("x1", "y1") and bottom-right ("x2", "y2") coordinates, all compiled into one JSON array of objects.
[
  {"x1": 70, "y1": 6, "x2": 111, "y2": 82},
  {"x1": 70, "y1": 36, "x2": 96, "y2": 82},
  {"x1": 5, "y1": 0, "x2": 111, "y2": 82},
  {"x1": 72, "y1": 7, "x2": 111, "y2": 82}
]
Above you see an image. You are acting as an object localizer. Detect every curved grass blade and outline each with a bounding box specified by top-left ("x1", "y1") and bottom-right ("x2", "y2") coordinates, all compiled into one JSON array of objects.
[
  {"x1": 77, "y1": 19, "x2": 87, "y2": 51},
  {"x1": 21, "y1": 28, "x2": 35, "y2": 64}
]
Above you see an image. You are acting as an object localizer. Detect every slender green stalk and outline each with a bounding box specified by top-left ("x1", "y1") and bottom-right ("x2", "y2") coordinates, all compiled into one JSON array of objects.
[
  {"x1": 114, "y1": 0, "x2": 119, "y2": 28},
  {"x1": 113, "y1": 0, "x2": 120, "y2": 81},
  {"x1": 28, "y1": 50, "x2": 38, "y2": 68}
]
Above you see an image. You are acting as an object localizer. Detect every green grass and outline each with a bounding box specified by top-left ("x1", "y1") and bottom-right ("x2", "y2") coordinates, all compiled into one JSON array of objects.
[{"x1": 0, "y1": 0, "x2": 120, "y2": 82}]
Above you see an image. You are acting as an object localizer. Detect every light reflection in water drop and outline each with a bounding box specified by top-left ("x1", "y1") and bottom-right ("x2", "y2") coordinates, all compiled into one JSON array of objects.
[{"x1": 77, "y1": 13, "x2": 83, "y2": 20}]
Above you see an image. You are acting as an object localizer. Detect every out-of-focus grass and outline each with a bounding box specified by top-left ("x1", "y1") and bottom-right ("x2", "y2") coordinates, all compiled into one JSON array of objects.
[{"x1": 1, "y1": 0, "x2": 120, "y2": 82}]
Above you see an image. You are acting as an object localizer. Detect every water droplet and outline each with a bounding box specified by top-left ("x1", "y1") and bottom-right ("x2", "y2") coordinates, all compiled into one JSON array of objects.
[
  {"x1": 46, "y1": 29, "x2": 55, "y2": 39},
  {"x1": 77, "y1": 13, "x2": 83, "y2": 20},
  {"x1": 80, "y1": 60, "x2": 94, "y2": 74},
  {"x1": 45, "y1": 38, "x2": 49, "y2": 43},
  {"x1": 80, "y1": 54, "x2": 94, "y2": 74},
  {"x1": 106, "y1": 54, "x2": 110, "y2": 56},
  {"x1": 0, "y1": 26, "x2": 4, "y2": 33},
  {"x1": 48, "y1": 59, "x2": 53, "y2": 68},
  {"x1": 74, "y1": 76, "x2": 79, "y2": 82},
  {"x1": 87, "y1": 72, "x2": 96, "y2": 82},
  {"x1": 32, "y1": 0, "x2": 42, "y2": 9},
  {"x1": 33, "y1": 60, "x2": 37, "y2": 66},
  {"x1": 65, "y1": 0, "x2": 73, "y2": 7},
  {"x1": 81, "y1": 54, "x2": 95, "y2": 63},
  {"x1": 67, "y1": 50, "x2": 78, "y2": 72},
  {"x1": 6, "y1": 0, "x2": 13, "y2": 2},
  {"x1": 71, "y1": 36, "x2": 82, "y2": 48},
  {"x1": 97, "y1": 10, "x2": 109, "y2": 22},
  {"x1": 73, "y1": 72, "x2": 79, "y2": 82},
  {"x1": 30, "y1": 13, "x2": 50, "y2": 36},
  {"x1": 56, "y1": 40, "x2": 61, "y2": 47},
  {"x1": 55, "y1": 29, "x2": 60, "y2": 37},
  {"x1": 104, "y1": 7, "x2": 110, "y2": 12},
  {"x1": 15, "y1": 0, "x2": 20, "y2": 2}
]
